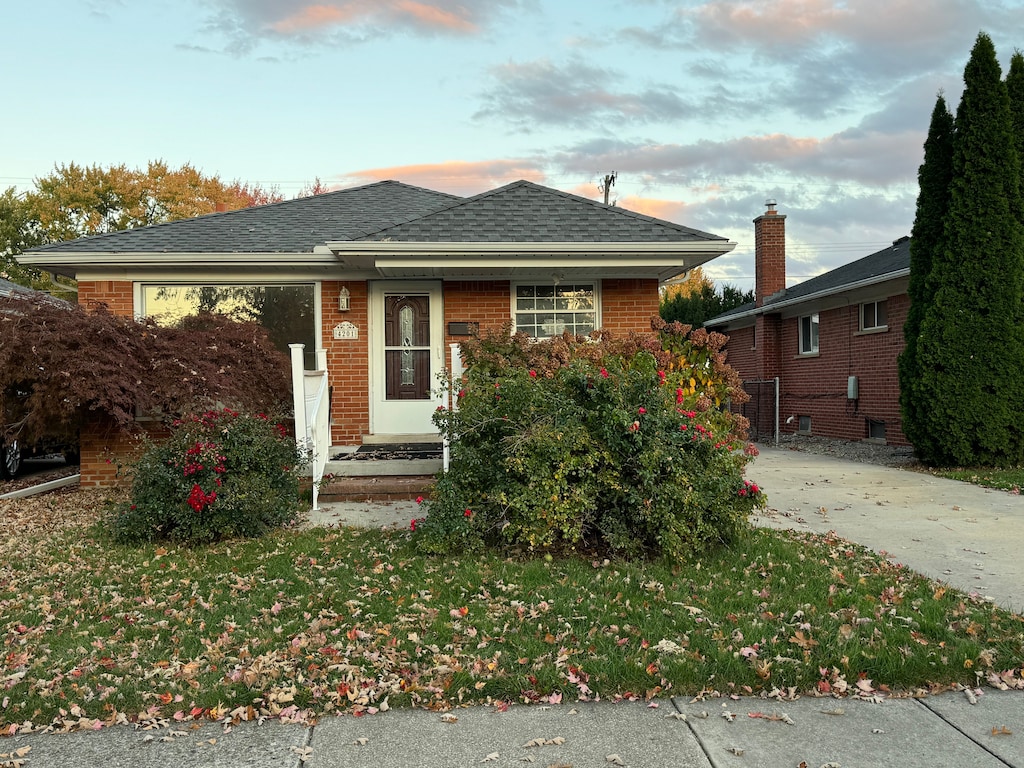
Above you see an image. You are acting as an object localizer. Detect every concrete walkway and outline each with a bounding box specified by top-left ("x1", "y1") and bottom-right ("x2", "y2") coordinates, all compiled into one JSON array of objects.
[
  {"x1": 7, "y1": 448, "x2": 1021, "y2": 767},
  {"x1": 746, "y1": 447, "x2": 1024, "y2": 614}
]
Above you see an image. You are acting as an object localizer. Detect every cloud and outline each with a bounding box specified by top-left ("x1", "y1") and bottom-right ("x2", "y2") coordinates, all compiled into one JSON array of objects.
[
  {"x1": 551, "y1": 123, "x2": 923, "y2": 188},
  {"x1": 474, "y1": 58, "x2": 695, "y2": 129},
  {"x1": 618, "y1": 0, "x2": 1012, "y2": 123},
  {"x1": 339, "y1": 159, "x2": 548, "y2": 196},
  {"x1": 198, "y1": 0, "x2": 528, "y2": 51}
]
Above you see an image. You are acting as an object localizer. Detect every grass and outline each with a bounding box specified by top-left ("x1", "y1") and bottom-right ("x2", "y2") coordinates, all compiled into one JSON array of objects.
[
  {"x1": 1, "y1": 494, "x2": 1022, "y2": 734},
  {"x1": 932, "y1": 466, "x2": 1024, "y2": 494}
]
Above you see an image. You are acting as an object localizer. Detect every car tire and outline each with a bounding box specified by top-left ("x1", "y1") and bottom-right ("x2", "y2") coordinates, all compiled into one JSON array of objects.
[{"x1": 1, "y1": 439, "x2": 21, "y2": 480}]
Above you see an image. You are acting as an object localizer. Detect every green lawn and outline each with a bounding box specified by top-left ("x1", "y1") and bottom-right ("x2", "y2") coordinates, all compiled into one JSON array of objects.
[
  {"x1": 1, "y1": 491, "x2": 1021, "y2": 733},
  {"x1": 933, "y1": 466, "x2": 1024, "y2": 494}
]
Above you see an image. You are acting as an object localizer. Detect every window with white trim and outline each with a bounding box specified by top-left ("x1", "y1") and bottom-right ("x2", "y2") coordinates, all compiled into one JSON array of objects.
[
  {"x1": 140, "y1": 283, "x2": 317, "y2": 367},
  {"x1": 798, "y1": 313, "x2": 819, "y2": 354},
  {"x1": 860, "y1": 299, "x2": 888, "y2": 331},
  {"x1": 514, "y1": 283, "x2": 597, "y2": 338}
]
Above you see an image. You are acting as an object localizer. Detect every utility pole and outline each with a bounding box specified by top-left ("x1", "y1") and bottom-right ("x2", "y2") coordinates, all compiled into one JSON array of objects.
[{"x1": 599, "y1": 171, "x2": 617, "y2": 205}]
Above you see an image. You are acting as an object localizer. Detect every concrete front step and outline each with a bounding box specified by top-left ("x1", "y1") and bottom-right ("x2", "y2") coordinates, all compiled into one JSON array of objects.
[
  {"x1": 324, "y1": 458, "x2": 443, "y2": 477},
  {"x1": 318, "y1": 475, "x2": 435, "y2": 502}
]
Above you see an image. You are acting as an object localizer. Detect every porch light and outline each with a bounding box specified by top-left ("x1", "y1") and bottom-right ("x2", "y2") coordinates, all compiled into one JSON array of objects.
[{"x1": 338, "y1": 286, "x2": 351, "y2": 312}]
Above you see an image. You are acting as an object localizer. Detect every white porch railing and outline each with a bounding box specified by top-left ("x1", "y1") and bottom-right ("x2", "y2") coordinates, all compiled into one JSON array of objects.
[
  {"x1": 290, "y1": 345, "x2": 330, "y2": 510},
  {"x1": 443, "y1": 342, "x2": 465, "y2": 473}
]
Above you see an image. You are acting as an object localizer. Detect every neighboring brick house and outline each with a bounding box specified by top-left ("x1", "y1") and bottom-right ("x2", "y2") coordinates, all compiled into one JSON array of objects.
[
  {"x1": 21, "y1": 179, "x2": 736, "y2": 486},
  {"x1": 706, "y1": 202, "x2": 911, "y2": 445}
]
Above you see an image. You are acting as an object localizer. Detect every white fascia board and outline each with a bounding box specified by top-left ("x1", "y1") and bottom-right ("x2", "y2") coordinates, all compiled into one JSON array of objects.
[
  {"x1": 327, "y1": 241, "x2": 736, "y2": 257},
  {"x1": 709, "y1": 269, "x2": 909, "y2": 326},
  {"x1": 18, "y1": 252, "x2": 336, "y2": 270}
]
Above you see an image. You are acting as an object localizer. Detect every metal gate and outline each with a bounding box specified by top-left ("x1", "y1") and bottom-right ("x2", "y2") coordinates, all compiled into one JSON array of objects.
[{"x1": 740, "y1": 378, "x2": 778, "y2": 443}]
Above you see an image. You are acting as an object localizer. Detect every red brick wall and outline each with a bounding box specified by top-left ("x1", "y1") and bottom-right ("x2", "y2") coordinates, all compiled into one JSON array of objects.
[
  {"x1": 720, "y1": 294, "x2": 909, "y2": 445},
  {"x1": 601, "y1": 278, "x2": 660, "y2": 334},
  {"x1": 443, "y1": 280, "x2": 512, "y2": 345},
  {"x1": 722, "y1": 325, "x2": 756, "y2": 375},
  {"x1": 322, "y1": 281, "x2": 370, "y2": 445},
  {"x1": 78, "y1": 280, "x2": 133, "y2": 314},
  {"x1": 778, "y1": 296, "x2": 907, "y2": 444}
]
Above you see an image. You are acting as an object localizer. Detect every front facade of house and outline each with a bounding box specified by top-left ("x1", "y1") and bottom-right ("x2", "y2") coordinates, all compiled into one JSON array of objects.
[
  {"x1": 22, "y1": 180, "x2": 735, "y2": 486},
  {"x1": 707, "y1": 204, "x2": 911, "y2": 445}
]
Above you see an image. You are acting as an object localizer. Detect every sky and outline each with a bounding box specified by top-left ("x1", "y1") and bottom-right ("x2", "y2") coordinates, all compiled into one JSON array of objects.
[{"x1": 3, "y1": 0, "x2": 1023, "y2": 291}]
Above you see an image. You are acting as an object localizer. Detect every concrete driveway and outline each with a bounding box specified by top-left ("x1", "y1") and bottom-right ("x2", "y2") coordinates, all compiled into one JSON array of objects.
[{"x1": 746, "y1": 447, "x2": 1024, "y2": 614}]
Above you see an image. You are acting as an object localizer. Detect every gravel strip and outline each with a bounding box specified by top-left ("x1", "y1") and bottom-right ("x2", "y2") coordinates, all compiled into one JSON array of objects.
[{"x1": 767, "y1": 434, "x2": 920, "y2": 469}]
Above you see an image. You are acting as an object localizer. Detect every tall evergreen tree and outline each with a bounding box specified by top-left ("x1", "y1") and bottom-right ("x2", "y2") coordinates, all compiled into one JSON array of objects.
[
  {"x1": 899, "y1": 94, "x2": 955, "y2": 458},
  {"x1": 913, "y1": 33, "x2": 1024, "y2": 466},
  {"x1": 1007, "y1": 51, "x2": 1024, "y2": 216}
]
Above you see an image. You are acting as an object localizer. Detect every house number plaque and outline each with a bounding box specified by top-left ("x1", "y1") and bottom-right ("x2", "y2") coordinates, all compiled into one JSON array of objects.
[{"x1": 333, "y1": 322, "x2": 359, "y2": 340}]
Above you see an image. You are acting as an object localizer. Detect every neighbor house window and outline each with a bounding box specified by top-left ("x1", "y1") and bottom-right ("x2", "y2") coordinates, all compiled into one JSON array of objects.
[
  {"x1": 798, "y1": 415, "x2": 812, "y2": 434},
  {"x1": 860, "y1": 300, "x2": 888, "y2": 331},
  {"x1": 140, "y1": 283, "x2": 317, "y2": 367},
  {"x1": 514, "y1": 283, "x2": 597, "y2": 338},
  {"x1": 798, "y1": 313, "x2": 819, "y2": 354}
]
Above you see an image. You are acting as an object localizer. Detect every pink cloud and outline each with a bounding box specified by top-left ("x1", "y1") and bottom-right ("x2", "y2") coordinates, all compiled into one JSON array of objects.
[
  {"x1": 342, "y1": 159, "x2": 547, "y2": 196},
  {"x1": 271, "y1": 4, "x2": 360, "y2": 34},
  {"x1": 620, "y1": 196, "x2": 691, "y2": 223},
  {"x1": 396, "y1": 1, "x2": 477, "y2": 33},
  {"x1": 265, "y1": 1, "x2": 483, "y2": 36}
]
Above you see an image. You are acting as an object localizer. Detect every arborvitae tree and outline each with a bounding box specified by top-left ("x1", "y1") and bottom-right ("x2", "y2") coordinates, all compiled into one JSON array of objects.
[
  {"x1": 913, "y1": 33, "x2": 1024, "y2": 466},
  {"x1": 1007, "y1": 51, "x2": 1024, "y2": 216},
  {"x1": 898, "y1": 94, "x2": 954, "y2": 458}
]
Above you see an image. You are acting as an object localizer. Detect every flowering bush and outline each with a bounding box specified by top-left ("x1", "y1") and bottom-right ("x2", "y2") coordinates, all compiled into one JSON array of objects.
[
  {"x1": 414, "y1": 321, "x2": 766, "y2": 559},
  {"x1": 109, "y1": 409, "x2": 305, "y2": 545}
]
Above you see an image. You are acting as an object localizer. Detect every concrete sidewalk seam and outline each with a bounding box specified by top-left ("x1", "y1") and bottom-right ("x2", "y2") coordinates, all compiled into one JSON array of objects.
[
  {"x1": 291, "y1": 725, "x2": 314, "y2": 768},
  {"x1": 915, "y1": 697, "x2": 1016, "y2": 767},
  {"x1": 671, "y1": 697, "x2": 721, "y2": 768}
]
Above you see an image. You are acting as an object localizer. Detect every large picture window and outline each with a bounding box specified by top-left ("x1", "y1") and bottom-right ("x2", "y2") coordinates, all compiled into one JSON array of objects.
[
  {"x1": 514, "y1": 283, "x2": 597, "y2": 338},
  {"x1": 798, "y1": 313, "x2": 819, "y2": 354},
  {"x1": 140, "y1": 284, "x2": 317, "y2": 367}
]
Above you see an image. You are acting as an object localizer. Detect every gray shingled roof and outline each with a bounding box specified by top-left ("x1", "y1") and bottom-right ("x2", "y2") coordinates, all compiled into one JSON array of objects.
[
  {"x1": 355, "y1": 180, "x2": 728, "y2": 243},
  {"x1": 707, "y1": 236, "x2": 911, "y2": 325},
  {"x1": 0, "y1": 277, "x2": 33, "y2": 298},
  {"x1": 27, "y1": 181, "x2": 462, "y2": 254}
]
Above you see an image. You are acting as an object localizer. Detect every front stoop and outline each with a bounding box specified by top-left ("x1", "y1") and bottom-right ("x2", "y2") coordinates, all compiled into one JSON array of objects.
[
  {"x1": 318, "y1": 451, "x2": 442, "y2": 502},
  {"x1": 318, "y1": 475, "x2": 435, "y2": 502}
]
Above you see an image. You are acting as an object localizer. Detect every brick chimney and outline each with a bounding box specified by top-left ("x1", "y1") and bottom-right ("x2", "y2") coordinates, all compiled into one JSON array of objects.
[{"x1": 754, "y1": 199, "x2": 786, "y2": 307}]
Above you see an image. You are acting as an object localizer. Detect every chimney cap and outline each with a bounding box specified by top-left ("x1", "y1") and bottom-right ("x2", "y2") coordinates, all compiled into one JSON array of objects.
[{"x1": 765, "y1": 198, "x2": 777, "y2": 212}]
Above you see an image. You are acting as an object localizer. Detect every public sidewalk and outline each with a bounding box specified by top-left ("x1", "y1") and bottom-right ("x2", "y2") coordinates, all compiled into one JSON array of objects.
[{"x1": 5, "y1": 691, "x2": 1021, "y2": 767}]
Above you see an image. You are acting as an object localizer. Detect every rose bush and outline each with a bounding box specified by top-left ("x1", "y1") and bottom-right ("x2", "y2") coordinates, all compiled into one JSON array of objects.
[
  {"x1": 415, "y1": 320, "x2": 766, "y2": 559},
  {"x1": 109, "y1": 409, "x2": 304, "y2": 545}
]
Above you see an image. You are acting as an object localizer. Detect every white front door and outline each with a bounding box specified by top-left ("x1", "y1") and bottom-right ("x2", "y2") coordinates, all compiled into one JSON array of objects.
[{"x1": 369, "y1": 281, "x2": 445, "y2": 436}]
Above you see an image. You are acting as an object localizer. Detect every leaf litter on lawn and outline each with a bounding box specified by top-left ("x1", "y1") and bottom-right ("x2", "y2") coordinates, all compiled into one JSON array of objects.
[{"x1": 1, "y1": 489, "x2": 1021, "y2": 735}]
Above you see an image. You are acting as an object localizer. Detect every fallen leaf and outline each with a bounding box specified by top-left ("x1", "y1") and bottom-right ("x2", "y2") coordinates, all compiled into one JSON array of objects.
[
  {"x1": 606, "y1": 754, "x2": 625, "y2": 766},
  {"x1": 441, "y1": 713, "x2": 459, "y2": 723},
  {"x1": 992, "y1": 726, "x2": 1012, "y2": 736},
  {"x1": 352, "y1": 737, "x2": 369, "y2": 746},
  {"x1": 726, "y1": 747, "x2": 744, "y2": 756},
  {"x1": 481, "y1": 752, "x2": 500, "y2": 762},
  {"x1": 291, "y1": 745, "x2": 313, "y2": 762}
]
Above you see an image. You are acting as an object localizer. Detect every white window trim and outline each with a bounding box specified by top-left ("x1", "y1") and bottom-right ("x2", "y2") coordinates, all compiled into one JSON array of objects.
[
  {"x1": 858, "y1": 299, "x2": 889, "y2": 333},
  {"x1": 798, "y1": 312, "x2": 819, "y2": 355},
  {"x1": 510, "y1": 280, "x2": 601, "y2": 338}
]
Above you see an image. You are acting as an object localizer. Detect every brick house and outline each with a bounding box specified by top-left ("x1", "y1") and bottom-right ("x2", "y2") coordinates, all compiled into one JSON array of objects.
[
  {"x1": 706, "y1": 202, "x2": 911, "y2": 445},
  {"x1": 21, "y1": 179, "x2": 736, "y2": 486}
]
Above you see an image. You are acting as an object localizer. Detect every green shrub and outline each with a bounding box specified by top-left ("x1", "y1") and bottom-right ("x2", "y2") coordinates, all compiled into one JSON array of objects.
[
  {"x1": 415, "y1": 321, "x2": 764, "y2": 559},
  {"x1": 109, "y1": 408, "x2": 305, "y2": 545}
]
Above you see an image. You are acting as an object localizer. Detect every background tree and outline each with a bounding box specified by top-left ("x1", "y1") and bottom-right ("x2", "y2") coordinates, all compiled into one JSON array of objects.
[
  {"x1": 0, "y1": 162, "x2": 284, "y2": 293},
  {"x1": 660, "y1": 267, "x2": 753, "y2": 327},
  {"x1": 898, "y1": 93, "x2": 955, "y2": 459},
  {"x1": 912, "y1": 33, "x2": 1024, "y2": 466}
]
